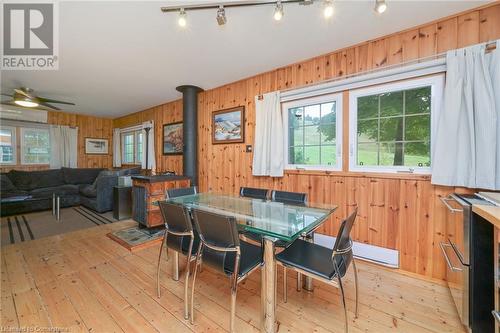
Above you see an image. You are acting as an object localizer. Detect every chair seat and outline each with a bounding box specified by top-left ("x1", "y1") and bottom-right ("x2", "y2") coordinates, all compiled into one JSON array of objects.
[
  {"x1": 167, "y1": 233, "x2": 200, "y2": 256},
  {"x1": 230, "y1": 240, "x2": 262, "y2": 277},
  {"x1": 275, "y1": 238, "x2": 351, "y2": 280},
  {"x1": 181, "y1": 234, "x2": 201, "y2": 255}
]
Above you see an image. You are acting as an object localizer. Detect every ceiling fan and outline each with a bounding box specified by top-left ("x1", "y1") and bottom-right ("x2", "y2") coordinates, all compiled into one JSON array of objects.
[{"x1": 1, "y1": 87, "x2": 75, "y2": 110}]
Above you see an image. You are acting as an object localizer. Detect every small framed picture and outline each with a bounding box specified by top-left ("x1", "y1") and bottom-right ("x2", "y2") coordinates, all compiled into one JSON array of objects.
[
  {"x1": 85, "y1": 138, "x2": 109, "y2": 155},
  {"x1": 212, "y1": 106, "x2": 245, "y2": 144},
  {"x1": 163, "y1": 122, "x2": 183, "y2": 155}
]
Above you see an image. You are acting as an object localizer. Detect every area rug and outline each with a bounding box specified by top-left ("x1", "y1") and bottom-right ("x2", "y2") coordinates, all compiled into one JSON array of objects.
[{"x1": 1, "y1": 206, "x2": 117, "y2": 246}]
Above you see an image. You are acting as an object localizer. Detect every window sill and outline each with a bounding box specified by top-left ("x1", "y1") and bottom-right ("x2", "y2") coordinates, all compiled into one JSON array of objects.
[
  {"x1": 284, "y1": 169, "x2": 431, "y2": 181},
  {"x1": 121, "y1": 163, "x2": 142, "y2": 167},
  {"x1": 0, "y1": 163, "x2": 50, "y2": 166}
]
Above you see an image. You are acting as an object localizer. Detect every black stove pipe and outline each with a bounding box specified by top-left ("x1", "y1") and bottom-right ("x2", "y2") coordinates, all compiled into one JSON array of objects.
[{"x1": 176, "y1": 85, "x2": 203, "y2": 186}]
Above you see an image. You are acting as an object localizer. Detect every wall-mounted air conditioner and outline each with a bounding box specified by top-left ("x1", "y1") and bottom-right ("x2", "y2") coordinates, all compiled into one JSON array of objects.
[{"x1": 0, "y1": 105, "x2": 48, "y2": 123}]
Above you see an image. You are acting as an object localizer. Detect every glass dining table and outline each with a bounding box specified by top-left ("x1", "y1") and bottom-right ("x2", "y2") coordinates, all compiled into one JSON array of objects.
[{"x1": 165, "y1": 192, "x2": 337, "y2": 333}]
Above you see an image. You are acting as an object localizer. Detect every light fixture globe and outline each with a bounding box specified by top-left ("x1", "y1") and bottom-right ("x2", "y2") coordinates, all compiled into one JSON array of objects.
[
  {"x1": 374, "y1": 0, "x2": 387, "y2": 14},
  {"x1": 323, "y1": 0, "x2": 334, "y2": 18},
  {"x1": 178, "y1": 9, "x2": 187, "y2": 27},
  {"x1": 274, "y1": 1, "x2": 284, "y2": 21},
  {"x1": 216, "y1": 5, "x2": 227, "y2": 25},
  {"x1": 14, "y1": 100, "x2": 38, "y2": 108}
]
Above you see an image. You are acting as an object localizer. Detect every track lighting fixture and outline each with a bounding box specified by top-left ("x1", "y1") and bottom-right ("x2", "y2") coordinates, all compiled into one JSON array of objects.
[
  {"x1": 216, "y1": 5, "x2": 227, "y2": 25},
  {"x1": 163, "y1": 0, "x2": 389, "y2": 26},
  {"x1": 274, "y1": 1, "x2": 284, "y2": 21},
  {"x1": 374, "y1": 0, "x2": 387, "y2": 14},
  {"x1": 323, "y1": 0, "x2": 334, "y2": 18},
  {"x1": 178, "y1": 9, "x2": 187, "y2": 27}
]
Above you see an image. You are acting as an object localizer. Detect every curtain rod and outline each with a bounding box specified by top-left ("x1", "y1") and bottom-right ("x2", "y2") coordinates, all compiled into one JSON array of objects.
[{"x1": 274, "y1": 39, "x2": 497, "y2": 96}]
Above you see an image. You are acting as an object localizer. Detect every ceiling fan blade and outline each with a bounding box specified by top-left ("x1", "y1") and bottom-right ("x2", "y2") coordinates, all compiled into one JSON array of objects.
[
  {"x1": 1, "y1": 101, "x2": 17, "y2": 106},
  {"x1": 14, "y1": 88, "x2": 33, "y2": 98},
  {"x1": 38, "y1": 97, "x2": 75, "y2": 105},
  {"x1": 39, "y1": 102, "x2": 61, "y2": 110},
  {"x1": 1, "y1": 93, "x2": 14, "y2": 97}
]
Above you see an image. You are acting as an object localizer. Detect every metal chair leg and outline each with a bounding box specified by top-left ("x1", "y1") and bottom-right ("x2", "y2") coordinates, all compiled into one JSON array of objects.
[
  {"x1": 334, "y1": 262, "x2": 349, "y2": 333},
  {"x1": 296, "y1": 272, "x2": 302, "y2": 292},
  {"x1": 190, "y1": 243, "x2": 203, "y2": 325},
  {"x1": 230, "y1": 277, "x2": 237, "y2": 333},
  {"x1": 230, "y1": 254, "x2": 240, "y2": 333},
  {"x1": 156, "y1": 233, "x2": 167, "y2": 298},
  {"x1": 352, "y1": 259, "x2": 359, "y2": 319},
  {"x1": 172, "y1": 251, "x2": 180, "y2": 281},
  {"x1": 184, "y1": 238, "x2": 194, "y2": 320},
  {"x1": 283, "y1": 266, "x2": 287, "y2": 303}
]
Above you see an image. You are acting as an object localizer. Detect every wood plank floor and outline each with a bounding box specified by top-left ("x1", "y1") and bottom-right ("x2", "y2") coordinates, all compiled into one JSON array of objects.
[{"x1": 0, "y1": 221, "x2": 465, "y2": 333}]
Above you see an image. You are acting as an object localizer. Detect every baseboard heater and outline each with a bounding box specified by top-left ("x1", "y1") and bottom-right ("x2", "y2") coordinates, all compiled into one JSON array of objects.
[{"x1": 313, "y1": 233, "x2": 399, "y2": 269}]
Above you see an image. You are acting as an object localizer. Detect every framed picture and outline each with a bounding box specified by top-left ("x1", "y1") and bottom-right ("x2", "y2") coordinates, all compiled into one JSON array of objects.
[
  {"x1": 85, "y1": 138, "x2": 109, "y2": 155},
  {"x1": 163, "y1": 122, "x2": 183, "y2": 155},
  {"x1": 212, "y1": 106, "x2": 245, "y2": 144}
]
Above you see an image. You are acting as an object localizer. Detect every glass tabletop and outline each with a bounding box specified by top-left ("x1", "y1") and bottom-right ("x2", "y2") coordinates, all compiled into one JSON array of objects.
[{"x1": 165, "y1": 193, "x2": 337, "y2": 242}]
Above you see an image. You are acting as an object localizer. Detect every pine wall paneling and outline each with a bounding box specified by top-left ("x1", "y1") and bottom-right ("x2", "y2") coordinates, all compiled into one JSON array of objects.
[
  {"x1": 112, "y1": 3, "x2": 500, "y2": 280},
  {"x1": 0, "y1": 111, "x2": 113, "y2": 172}
]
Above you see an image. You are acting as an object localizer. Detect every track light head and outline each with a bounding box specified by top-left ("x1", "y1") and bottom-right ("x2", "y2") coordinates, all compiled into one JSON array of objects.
[
  {"x1": 374, "y1": 0, "x2": 387, "y2": 14},
  {"x1": 323, "y1": 0, "x2": 334, "y2": 18},
  {"x1": 216, "y1": 5, "x2": 227, "y2": 25},
  {"x1": 274, "y1": 1, "x2": 284, "y2": 21},
  {"x1": 178, "y1": 9, "x2": 187, "y2": 27}
]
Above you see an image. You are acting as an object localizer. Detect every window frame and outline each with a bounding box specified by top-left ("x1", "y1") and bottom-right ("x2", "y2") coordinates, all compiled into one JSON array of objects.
[
  {"x1": 20, "y1": 127, "x2": 50, "y2": 165},
  {"x1": 135, "y1": 131, "x2": 143, "y2": 165},
  {"x1": 121, "y1": 129, "x2": 143, "y2": 165},
  {"x1": 0, "y1": 126, "x2": 17, "y2": 165},
  {"x1": 282, "y1": 92, "x2": 343, "y2": 171},
  {"x1": 348, "y1": 74, "x2": 444, "y2": 174}
]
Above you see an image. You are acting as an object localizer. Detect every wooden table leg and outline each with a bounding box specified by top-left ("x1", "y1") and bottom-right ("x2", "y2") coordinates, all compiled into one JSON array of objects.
[{"x1": 262, "y1": 237, "x2": 276, "y2": 333}]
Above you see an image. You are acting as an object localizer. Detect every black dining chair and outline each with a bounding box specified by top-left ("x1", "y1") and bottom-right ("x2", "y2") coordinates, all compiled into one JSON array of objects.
[
  {"x1": 163, "y1": 186, "x2": 199, "y2": 280},
  {"x1": 156, "y1": 201, "x2": 200, "y2": 320},
  {"x1": 239, "y1": 186, "x2": 272, "y2": 243},
  {"x1": 271, "y1": 190, "x2": 308, "y2": 205},
  {"x1": 241, "y1": 190, "x2": 310, "y2": 249},
  {"x1": 239, "y1": 187, "x2": 269, "y2": 200},
  {"x1": 276, "y1": 209, "x2": 359, "y2": 333},
  {"x1": 190, "y1": 208, "x2": 262, "y2": 332},
  {"x1": 167, "y1": 186, "x2": 198, "y2": 198}
]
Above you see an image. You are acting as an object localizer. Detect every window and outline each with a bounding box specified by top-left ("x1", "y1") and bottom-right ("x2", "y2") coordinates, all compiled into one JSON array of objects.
[
  {"x1": 349, "y1": 75, "x2": 443, "y2": 173},
  {"x1": 283, "y1": 93, "x2": 342, "y2": 170},
  {"x1": 0, "y1": 126, "x2": 16, "y2": 164},
  {"x1": 20, "y1": 128, "x2": 50, "y2": 164},
  {"x1": 136, "y1": 132, "x2": 143, "y2": 164},
  {"x1": 121, "y1": 129, "x2": 143, "y2": 165}
]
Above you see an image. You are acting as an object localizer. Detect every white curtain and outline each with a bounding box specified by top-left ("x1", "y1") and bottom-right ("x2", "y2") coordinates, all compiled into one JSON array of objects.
[
  {"x1": 432, "y1": 40, "x2": 500, "y2": 190},
  {"x1": 113, "y1": 128, "x2": 122, "y2": 168},
  {"x1": 252, "y1": 91, "x2": 284, "y2": 177},
  {"x1": 141, "y1": 121, "x2": 156, "y2": 171},
  {"x1": 49, "y1": 125, "x2": 78, "y2": 169}
]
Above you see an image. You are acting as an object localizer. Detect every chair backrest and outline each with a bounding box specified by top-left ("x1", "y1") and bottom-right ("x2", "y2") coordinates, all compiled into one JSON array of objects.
[
  {"x1": 167, "y1": 186, "x2": 197, "y2": 199},
  {"x1": 191, "y1": 208, "x2": 241, "y2": 275},
  {"x1": 158, "y1": 201, "x2": 193, "y2": 234},
  {"x1": 331, "y1": 208, "x2": 358, "y2": 257},
  {"x1": 240, "y1": 187, "x2": 269, "y2": 200},
  {"x1": 271, "y1": 190, "x2": 308, "y2": 205},
  {"x1": 191, "y1": 209, "x2": 240, "y2": 250}
]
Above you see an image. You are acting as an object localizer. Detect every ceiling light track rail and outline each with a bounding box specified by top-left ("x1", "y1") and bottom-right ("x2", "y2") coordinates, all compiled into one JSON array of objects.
[
  {"x1": 160, "y1": 0, "x2": 309, "y2": 13},
  {"x1": 163, "y1": 0, "x2": 386, "y2": 27}
]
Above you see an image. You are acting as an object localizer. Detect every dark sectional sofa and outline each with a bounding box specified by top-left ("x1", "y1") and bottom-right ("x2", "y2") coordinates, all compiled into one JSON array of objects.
[{"x1": 0, "y1": 167, "x2": 140, "y2": 216}]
